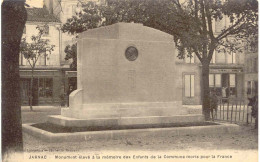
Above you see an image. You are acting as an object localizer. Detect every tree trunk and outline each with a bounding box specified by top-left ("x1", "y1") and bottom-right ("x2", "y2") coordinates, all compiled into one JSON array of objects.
[
  {"x1": 201, "y1": 62, "x2": 211, "y2": 120},
  {"x1": 29, "y1": 69, "x2": 34, "y2": 111},
  {"x1": 2, "y1": 0, "x2": 27, "y2": 158}
]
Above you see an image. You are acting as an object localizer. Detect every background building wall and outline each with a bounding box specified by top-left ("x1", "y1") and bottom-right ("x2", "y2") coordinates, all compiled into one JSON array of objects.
[
  {"x1": 244, "y1": 51, "x2": 258, "y2": 99},
  {"x1": 175, "y1": 52, "x2": 202, "y2": 105},
  {"x1": 21, "y1": 22, "x2": 61, "y2": 66},
  {"x1": 29, "y1": 0, "x2": 257, "y2": 106}
]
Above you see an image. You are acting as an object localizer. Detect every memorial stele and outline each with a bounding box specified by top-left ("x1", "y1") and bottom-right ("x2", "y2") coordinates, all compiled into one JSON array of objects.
[{"x1": 49, "y1": 23, "x2": 203, "y2": 127}]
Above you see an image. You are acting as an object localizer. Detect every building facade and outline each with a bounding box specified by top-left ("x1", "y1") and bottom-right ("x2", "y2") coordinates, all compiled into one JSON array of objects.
[
  {"x1": 20, "y1": 7, "x2": 65, "y2": 106},
  {"x1": 180, "y1": 16, "x2": 258, "y2": 105},
  {"x1": 20, "y1": 0, "x2": 92, "y2": 106},
  {"x1": 244, "y1": 47, "x2": 258, "y2": 99},
  {"x1": 43, "y1": 0, "x2": 105, "y2": 105},
  {"x1": 21, "y1": 1, "x2": 257, "y2": 106}
]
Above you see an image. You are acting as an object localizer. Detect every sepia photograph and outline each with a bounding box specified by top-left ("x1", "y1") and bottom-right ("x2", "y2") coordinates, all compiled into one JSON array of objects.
[{"x1": 1, "y1": 0, "x2": 258, "y2": 161}]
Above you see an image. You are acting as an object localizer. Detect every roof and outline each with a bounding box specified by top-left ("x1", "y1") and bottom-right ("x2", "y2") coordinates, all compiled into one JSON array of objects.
[{"x1": 26, "y1": 8, "x2": 60, "y2": 23}]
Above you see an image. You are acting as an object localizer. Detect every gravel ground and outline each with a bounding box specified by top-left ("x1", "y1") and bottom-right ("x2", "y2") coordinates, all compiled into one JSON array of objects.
[
  {"x1": 23, "y1": 124, "x2": 258, "y2": 151},
  {"x1": 20, "y1": 106, "x2": 258, "y2": 162},
  {"x1": 22, "y1": 106, "x2": 61, "y2": 124}
]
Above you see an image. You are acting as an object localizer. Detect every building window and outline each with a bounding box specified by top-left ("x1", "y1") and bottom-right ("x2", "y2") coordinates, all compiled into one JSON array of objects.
[
  {"x1": 210, "y1": 51, "x2": 216, "y2": 64},
  {"x1": 227, "y1": 52, "x2": 236, "y2": 64},
  {"x1": 229, "y1": 74, "x2": 236, "y2": 87},
  {"x1": 39, "y1": 78, "x2": 53, "y2": 98},
  {"x1": 215, "y1": 74, "x2": 221, "y2": 87},
  {"x1": 185, "y1": 53, "x2": 195, "y2": 63},
  {"x1": 209, "y1": 74, "x2": 214, "y2": 87},
  {"x1": 37, "y1": 52, "x2": 47, "y2": 66},
  {"x1": 247, "y1": 57, "x2": 258, "y2": 73},
  {"x1": 19, "y1": 53, "x2": 23, "y2": 65},
  {"x1": 49, "y1": 0, "x2": 53, "y2": 14},
  {"x1": 247, "y1": 81, "x2": 253, "y2": 95},
  {"x1": 229, "y1": 74, "x2": 236, "y2": 96},
  {"x1": 72, "y1": 5, "x2": 77, "y2": 16},
  {"x1": 247, "y1": 81, "x2": 258, "y2": 96},
  {"x1": 210, "y1": 74, "x2": 221, "y2": 87},
  {"x1": 44, "y1": 25, "x2": 49, "y2": 36},
  {"x1": 215, "y1": 51, "x2": 226, "y2": 64},
  {"x1": 184, "y1": 74, "x2": 195, "y2": 97},
  {"x1": 209, "y1": 74, "x2": 222, "y2": 96},
  {"x1": 209, "y1": 73, "x2": 237, "y2": 97},
  {"x1": 19, "y1": 53, "x2": 30, "y2": 66},
  {"x1": 215, "y1": 19, "x2": 222, "y2": 33},
  {"x1": 40, "y1": 25, "x2": 49, "y2": 36}
]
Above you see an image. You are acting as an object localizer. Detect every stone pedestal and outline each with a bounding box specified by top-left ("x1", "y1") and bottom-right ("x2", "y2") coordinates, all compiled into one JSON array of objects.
[{"x1": 49, "y1": 23, "x2": 203, "y2": 127}]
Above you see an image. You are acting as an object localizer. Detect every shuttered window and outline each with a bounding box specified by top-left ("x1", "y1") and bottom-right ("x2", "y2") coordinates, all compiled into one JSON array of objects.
[{"x1": 184, "y1": 74, "x2": 195, "y2": 97}]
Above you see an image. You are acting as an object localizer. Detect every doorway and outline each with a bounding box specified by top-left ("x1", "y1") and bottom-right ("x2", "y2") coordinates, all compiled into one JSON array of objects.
[{"x1": 209, "y1": 73, "x2": 237, "y2": 98}]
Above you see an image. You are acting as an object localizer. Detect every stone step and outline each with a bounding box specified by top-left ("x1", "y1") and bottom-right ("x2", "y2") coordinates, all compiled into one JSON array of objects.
[
  {"x1": 47, "y1": 114, "x2": 204, "y2": 127},
  {"x1": 62, "y1": 107, "x2": 188, "y2": 119}
]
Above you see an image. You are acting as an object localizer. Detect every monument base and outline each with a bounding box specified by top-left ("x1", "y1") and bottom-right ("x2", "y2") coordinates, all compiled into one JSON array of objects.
[
  {"x1": 47, "y1": 103, "x2": 204, "y2": 127},
  {"x1": 61, "y1": 101, "x2": 185, "y2": 119},
  {"x1": 47, "y1": 114, "x2": 204, "y2": 127}
]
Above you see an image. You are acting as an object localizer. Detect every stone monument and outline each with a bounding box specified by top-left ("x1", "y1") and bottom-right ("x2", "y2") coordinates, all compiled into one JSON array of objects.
[{"x1": 48, "y1": 23, "x2": 203, "y2": 127}]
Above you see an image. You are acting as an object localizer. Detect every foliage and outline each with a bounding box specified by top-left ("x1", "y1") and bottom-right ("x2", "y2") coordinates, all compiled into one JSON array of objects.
[
  {"x1": 248, "y1": 95, "x2": 258, "y2": 129},
  {"x1": 20, "y1": 25, "x2": 55, "y2": 110},
  {"x1": 61, "y1": 1, "x2": 103, "y2": 34},
  {"x1": 251, "y1": 100, "x2": 258, "y2": 119},
  {"x1": 61, "y1": 0, "x2": 258, "y2": 120},
  {"x1": 248, "y1": 96, "x2": 258, "y2": 117},
  {"x1": 62, "y1": 0, "x2": 258, "y2": 59},
  {"x1": 64, "y1": 44, "x2": 77, "y2": 70},
  {"x1": 61, "y1": 0, "x2": 172, "y2": 34},
  {"x1": 20, "y1": 25, "x2": 55, "y2": 68}
]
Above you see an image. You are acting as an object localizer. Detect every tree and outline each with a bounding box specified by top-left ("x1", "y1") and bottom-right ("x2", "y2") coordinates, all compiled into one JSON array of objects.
[
  {"x1": 20, "y1": 26, "x2": 55, "y2": 111},
  {"x1": 61, "y1": 0, "x2": 258, "y2": 120},
  {"x1": 64, "y1": 44, "x2": 77, "y2": 71},
  {"x1": 249, "y1": 95, "x2": 258, "y2": 129},
  {"x1": 166, "y1": 0, "x2": 258, "y2": 120},
  {"x1": 2, "y1": 0, "x2": 27, "y2": 157},
  {"x1": 61, "y1": 1, "x2": 101, "y2": 69}
]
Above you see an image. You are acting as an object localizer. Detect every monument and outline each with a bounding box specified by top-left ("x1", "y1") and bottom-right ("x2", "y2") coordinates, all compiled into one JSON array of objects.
[{"x1": 48, "y1": 23, "x2": 203, "y2": 127}]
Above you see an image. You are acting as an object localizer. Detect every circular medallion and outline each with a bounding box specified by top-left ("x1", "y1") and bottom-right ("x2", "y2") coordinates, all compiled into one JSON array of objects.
[{"x1": 125, "y1": 46, "x2": 138, "y2": 61}]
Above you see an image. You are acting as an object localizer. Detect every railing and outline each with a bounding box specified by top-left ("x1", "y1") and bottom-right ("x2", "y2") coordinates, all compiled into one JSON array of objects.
[{"x1": 212, "y1": 98, "x2": 256, "y2": 124}]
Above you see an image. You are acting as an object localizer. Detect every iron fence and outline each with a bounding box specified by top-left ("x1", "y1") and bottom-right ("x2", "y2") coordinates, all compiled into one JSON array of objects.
[{"x1": 211, "y1": 98, "x2": 256, "y2": 124}]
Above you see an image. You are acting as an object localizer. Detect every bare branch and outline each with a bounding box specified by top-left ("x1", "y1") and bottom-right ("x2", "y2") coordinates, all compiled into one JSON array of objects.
[
  {"x1": 194, "y1": 50, "x2": 203, "y2": 62},
  {"x1": 194, "y1": 0, "x2": 203, "y2": 34},
  {"x1": 199, "y1": 0, "x2": 208, "y2": 58},
  {"x1": 34, "y1": 50, "x2": 41, "y2": 65},
  {"x1": 204, "y1": 0, "x2": 215, "y2": 40},
  {"x1": 58, "y1": 0, "x2": 63, "y2": 13},
  {"x1": 207, "y1": 43, "x2": 216, "y2": 63},
  {"x1": 172, "y1": 0, "x2": 181, "y2": 8},
  {"x1": 216, "y1": 14, "x2": 246, "y2": 41},
  {"x1": 218, "y1": 23, "x2": 247, "y2": 41},
  {"x1": 25, "y1": 56, "x2": 33, "y2": 69}
]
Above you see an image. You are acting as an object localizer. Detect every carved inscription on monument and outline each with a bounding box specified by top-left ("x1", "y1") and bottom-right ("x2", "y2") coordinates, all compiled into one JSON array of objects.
[{"x1": 128, "y1": 70, "x2": 136, "y2": 90}]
